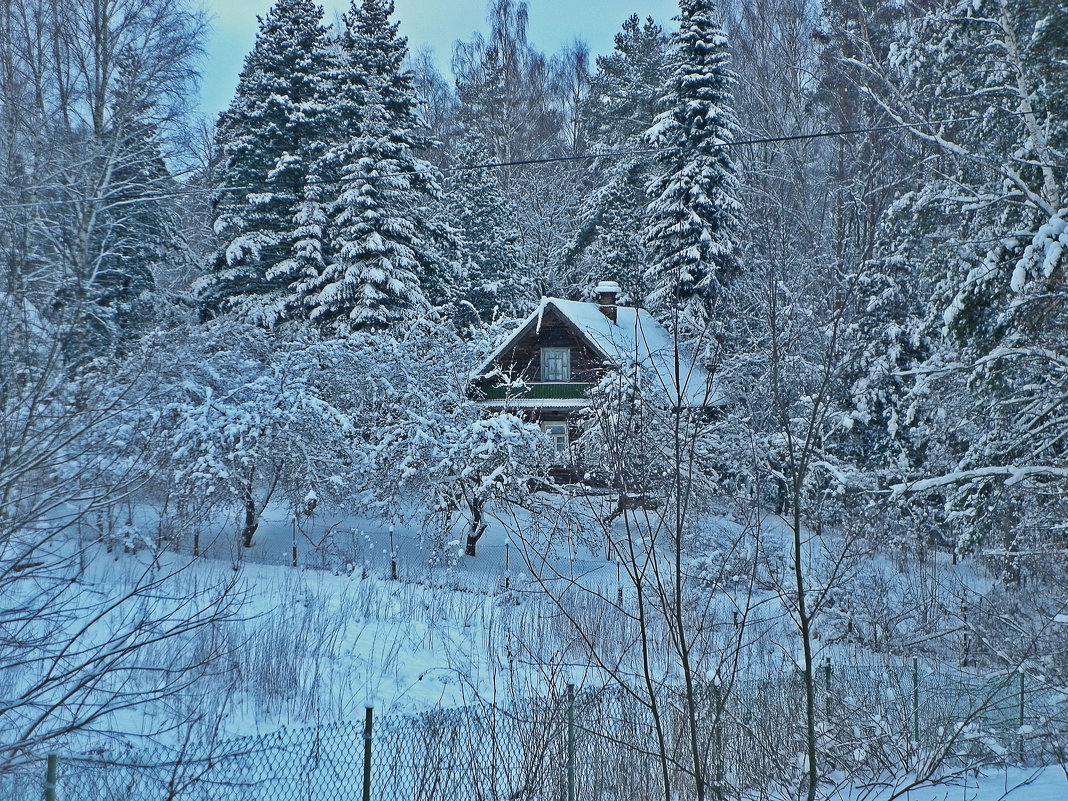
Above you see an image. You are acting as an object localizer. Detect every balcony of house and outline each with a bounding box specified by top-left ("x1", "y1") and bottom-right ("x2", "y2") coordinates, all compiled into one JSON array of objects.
[{"x1": 476, "y1": 382, "x2": 591, "y2": 408}]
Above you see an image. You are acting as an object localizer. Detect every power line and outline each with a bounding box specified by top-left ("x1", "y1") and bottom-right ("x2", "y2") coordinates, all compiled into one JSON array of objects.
[
  {"x1": 446, "y1": 115, "x2": 984, "y2": 174},
  {"x1": 0, "y1": 114, "x2": 987, "y2": 212}
]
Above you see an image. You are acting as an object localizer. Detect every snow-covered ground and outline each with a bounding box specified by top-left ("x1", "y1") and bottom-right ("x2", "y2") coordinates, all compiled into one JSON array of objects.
[
  {"x1": 21, "y1": 496, "x2": 1064, "y2": 800},
  {"x1": 828, "y1": 766, "x2": 1068, "y2": 801}
]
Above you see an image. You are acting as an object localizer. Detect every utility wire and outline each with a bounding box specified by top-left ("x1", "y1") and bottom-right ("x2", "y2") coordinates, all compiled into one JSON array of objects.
[
  {"x1": 0, "y1": 114, "x2": 990, "y2": 212},
  {"x1": 446, "y1": 115, "x2": 985, "y2": 174}
]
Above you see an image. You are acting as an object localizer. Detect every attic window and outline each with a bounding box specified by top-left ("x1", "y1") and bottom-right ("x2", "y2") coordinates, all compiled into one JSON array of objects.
[{"x1": 541, "y1": 347, "x2": 570, "y2": 382}]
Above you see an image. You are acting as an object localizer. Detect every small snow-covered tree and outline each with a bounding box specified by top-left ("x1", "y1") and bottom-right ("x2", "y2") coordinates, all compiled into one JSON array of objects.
[
  {"x1": 420, "y1": 412, "x2": 549, "y2": 557},
  {"x1": 576, "y1": 353, "x2": 677, "y2": 504},
  {"x1": 350, "y1": 320, "x2": 550, "y2": 556},
  {"x1": 643, "y1": 0, "x2": 741, "y2": 329},
  {"x1": 148, "y1": 323, "x2": 363, "y2": 549}
]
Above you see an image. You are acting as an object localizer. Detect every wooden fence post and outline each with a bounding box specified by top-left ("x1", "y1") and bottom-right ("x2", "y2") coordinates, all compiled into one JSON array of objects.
[{"x1": 912, "y1": 657, "x2": 920, "y2": 749}]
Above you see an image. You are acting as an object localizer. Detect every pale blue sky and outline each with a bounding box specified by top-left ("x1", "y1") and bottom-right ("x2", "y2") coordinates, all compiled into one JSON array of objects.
[{"x1": 198, "y1": 0, "x2": 680, "y2": 120}]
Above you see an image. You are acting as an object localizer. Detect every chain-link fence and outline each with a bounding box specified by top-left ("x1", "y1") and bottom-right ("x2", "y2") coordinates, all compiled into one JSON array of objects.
[{"x1": 3, "y1": 664, "x2": 1060, "y2": 801}]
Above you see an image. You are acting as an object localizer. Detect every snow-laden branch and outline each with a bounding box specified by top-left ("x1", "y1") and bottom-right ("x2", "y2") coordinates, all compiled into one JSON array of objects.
[{"x1": 890, "y1": 465, "x2": 1068, "y2": 496}]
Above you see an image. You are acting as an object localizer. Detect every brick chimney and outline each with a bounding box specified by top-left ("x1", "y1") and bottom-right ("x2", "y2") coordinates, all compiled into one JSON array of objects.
[{"x1": 595, "y1": 280, "x2": 620, "y2": 323}]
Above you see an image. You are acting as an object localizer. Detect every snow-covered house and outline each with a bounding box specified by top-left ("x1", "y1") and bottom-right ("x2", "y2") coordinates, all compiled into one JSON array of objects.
[{"x1": 471, "y1": 281, "x2": 721, "y2": 479}]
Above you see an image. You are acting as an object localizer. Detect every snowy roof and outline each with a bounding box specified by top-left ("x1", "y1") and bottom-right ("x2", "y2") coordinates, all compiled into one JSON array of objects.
[{"x1": 475, "y1": 298, "x2": 722, "y2": 408}]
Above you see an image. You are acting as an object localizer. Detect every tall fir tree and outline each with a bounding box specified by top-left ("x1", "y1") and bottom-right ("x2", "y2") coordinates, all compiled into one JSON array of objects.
[
  {"x1": 642, "y1": 0, "x2": 740, "y2": 329},
  {"x1": 445, "y1": 136, "x2": 527, "y2": 326},
  {"x1": 302, "y1": 0, "x2": 455, "y2": 333},
  {"x1": 196, "y1": 0, "x2": 331, "y2": 327},
  {"x1": 568, "y1": 14, "x2": 670, "y2": 305},
  {"x1": 348, "y1": 0, "x2": 414, "y2": 126}
]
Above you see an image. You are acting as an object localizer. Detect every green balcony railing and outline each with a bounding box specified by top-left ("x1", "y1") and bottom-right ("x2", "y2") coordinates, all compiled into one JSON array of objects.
[{"x1": 478, "y1": 382, "x2": 590, "y2": 401}]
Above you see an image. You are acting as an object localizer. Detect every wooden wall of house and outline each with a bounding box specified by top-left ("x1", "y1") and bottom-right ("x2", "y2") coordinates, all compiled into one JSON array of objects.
[
  {"x1": 491, "y1": 306, "x2": 605, "y2": 383},
  {"x1": 474, "y1": 305, "x2": 609, "y2": 485}
]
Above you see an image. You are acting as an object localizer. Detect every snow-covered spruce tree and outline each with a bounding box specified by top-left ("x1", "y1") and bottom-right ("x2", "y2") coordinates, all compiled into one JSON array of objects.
[
  {"x1": 568, "y1": 14, "x2": 670, "y2": 307},
  {"x1": 444, "y1": 136, "x2": 528, "y2": 327},
  {"x1": 196, "y1": 0, "x2": 332, "y2": 327},
  {"x1": 303, "y1": 0, "x2": 456, "y2": 333},
  {"x1": 643, "y1": 0, "x2": 741, "y2": 331}
]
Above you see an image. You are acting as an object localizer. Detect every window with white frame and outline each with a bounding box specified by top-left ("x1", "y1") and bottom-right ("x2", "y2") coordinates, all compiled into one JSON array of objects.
[
  {"x1": 540, "y1": 347, "x2": 570, "y2": 382},
  {"x1": 542, "y1": 422, "x2": 568, "y2": 454}
]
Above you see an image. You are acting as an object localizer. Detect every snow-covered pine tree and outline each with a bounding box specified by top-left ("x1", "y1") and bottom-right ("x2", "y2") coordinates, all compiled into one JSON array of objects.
[
  {"x1": 303, "y1": 0, "x2": 455, "y2": 333},
  {"x1": 643, "y1": 0, "x2": 741, "y2": 329},
  {"x1": 196, "y1": 0, "x2": 331, "y2": 327},
  {"x1": 445, "y1": 136, "x2": 528, "y2": 326},
  {"x1": 569, "y1": 14, "x2": 670, "y2": 306}
]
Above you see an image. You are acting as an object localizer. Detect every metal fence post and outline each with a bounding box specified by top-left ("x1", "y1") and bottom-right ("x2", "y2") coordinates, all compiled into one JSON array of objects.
[
  {"x1": 363, "y1": 706, "x2": 373, "y2": 801},
  {"x1": 44, "y1": 753, "x2": 57, "y2": 801},
  {"x1": 567, "y1": 683, "x2": 575, "y2": 801},
  {"x1": 712, "y1": 676, "x2": 724, "y2": 801},
  {"x1": 961, "y1": 599, "x2": 969, "y2": 666}
]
